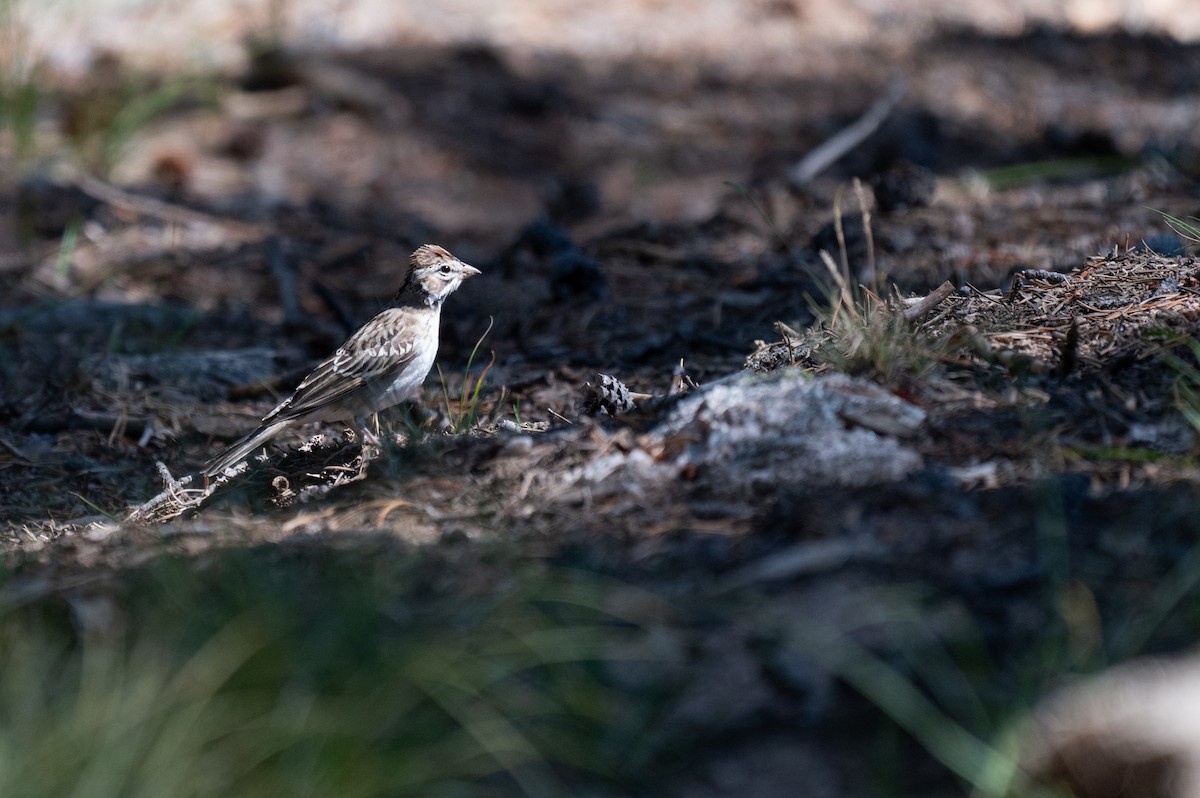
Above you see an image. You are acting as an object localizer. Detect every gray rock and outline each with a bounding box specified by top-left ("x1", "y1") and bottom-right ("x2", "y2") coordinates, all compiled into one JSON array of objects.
[
  {"x1": 651, "y1": 370, "x2": 925, "y2": 493},
  {"x1": 556, "y1": 371, "x2": 925, "y2": 503}
]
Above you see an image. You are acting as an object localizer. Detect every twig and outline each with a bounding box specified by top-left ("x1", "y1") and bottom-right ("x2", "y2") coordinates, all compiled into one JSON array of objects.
[
  {"x1": 0, "y1": 435, "x2": 30, "y2": 461},
  {"x1": 901, "y1": 280, "x2": 955, "y2": 322},
  {"x1": 788, "y1": 80, "x2": 907, "y2": 188},
  {"x1": 76, "y1": 174, "x2": 265, "y2": 238},
  {"x1": 773, "y1": 321, "x2": 803, "y2": 341}
]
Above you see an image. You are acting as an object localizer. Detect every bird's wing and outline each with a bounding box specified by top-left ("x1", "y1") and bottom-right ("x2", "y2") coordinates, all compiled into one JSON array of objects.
[{"x1": 264, "y1": 309, "x2": 421, "y2": 424}]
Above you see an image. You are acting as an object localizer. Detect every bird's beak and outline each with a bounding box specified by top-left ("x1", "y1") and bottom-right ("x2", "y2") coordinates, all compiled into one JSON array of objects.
[{"x1": 460, "y1": 262, "x2": 482, "y2": 278}]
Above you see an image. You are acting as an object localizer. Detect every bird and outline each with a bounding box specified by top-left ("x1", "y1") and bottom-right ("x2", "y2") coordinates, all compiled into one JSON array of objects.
[{"x1": 202, "y1": 244, "x2": 480, "y2": 479}]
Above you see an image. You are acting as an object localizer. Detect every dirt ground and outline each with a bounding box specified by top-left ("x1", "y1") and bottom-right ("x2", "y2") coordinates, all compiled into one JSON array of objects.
[{"x1": 5, "y1": 2, "x2": 1200, "y2": 796}]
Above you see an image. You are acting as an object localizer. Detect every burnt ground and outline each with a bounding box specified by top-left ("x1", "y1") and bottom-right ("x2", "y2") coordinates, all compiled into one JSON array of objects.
[{"x1": 5, "y1": 15, "x2": 1200, "y2": 798}]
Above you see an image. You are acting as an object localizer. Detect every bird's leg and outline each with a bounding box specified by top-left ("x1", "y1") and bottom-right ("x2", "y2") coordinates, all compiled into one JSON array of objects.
[{"x1": 354, "y1": 415, "x2": 383, "y2": 449}]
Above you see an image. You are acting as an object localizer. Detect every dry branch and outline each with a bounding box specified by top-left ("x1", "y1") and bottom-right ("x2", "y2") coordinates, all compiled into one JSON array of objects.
[
  {"x1": 901, "y1": 280, "x2": 956, "y2": 322},
  {"x1": 788, "y1": 80, "x2": 907, "y2": 188},
  {"x1": 77, "y1": 174, "x2": 265, "y2": 238}
]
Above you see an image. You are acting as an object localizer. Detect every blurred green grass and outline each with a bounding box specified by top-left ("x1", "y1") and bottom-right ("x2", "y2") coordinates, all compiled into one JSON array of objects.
[{"x1": 0, "y1": 544, "x2": 668, "y2": 798}]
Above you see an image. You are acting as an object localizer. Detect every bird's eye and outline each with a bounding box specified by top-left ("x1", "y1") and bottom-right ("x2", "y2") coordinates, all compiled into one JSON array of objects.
[{"x1": 439, "y1": 263, "x2": 453, "y2": 274}]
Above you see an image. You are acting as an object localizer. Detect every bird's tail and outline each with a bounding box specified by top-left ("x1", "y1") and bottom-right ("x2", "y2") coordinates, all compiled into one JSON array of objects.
[{"x1": 202, "y1": 423, "x2": 284, "y2": 478}]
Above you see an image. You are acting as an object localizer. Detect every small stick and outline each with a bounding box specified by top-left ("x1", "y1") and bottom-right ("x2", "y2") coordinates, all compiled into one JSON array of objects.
[
  {"x1": 0, "y1": 435, "x2": 30, "y2": 461},
  {"x1": 901, "y1": 281, "x2": 955, "y2": 322},
  {"x1": 788, "y1": 80, "x2": 907, "y2": 188},
  {"x1": 774, "y1": 321, "x2": 803, "y2": 339},
  {"x1": 77, "y1": 174, "x2": 264, "y2": 237}
]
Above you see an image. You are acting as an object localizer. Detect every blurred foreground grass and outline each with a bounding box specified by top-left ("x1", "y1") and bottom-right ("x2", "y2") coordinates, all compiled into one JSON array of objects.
[{"x1": 0, "y1": 542, "x2": 664, "y2": 798}]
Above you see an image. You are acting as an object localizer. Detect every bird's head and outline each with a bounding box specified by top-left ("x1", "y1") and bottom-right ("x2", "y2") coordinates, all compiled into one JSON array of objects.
[{"x1": 403, "y1": 244, "x2": 481, "y2": 306}]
